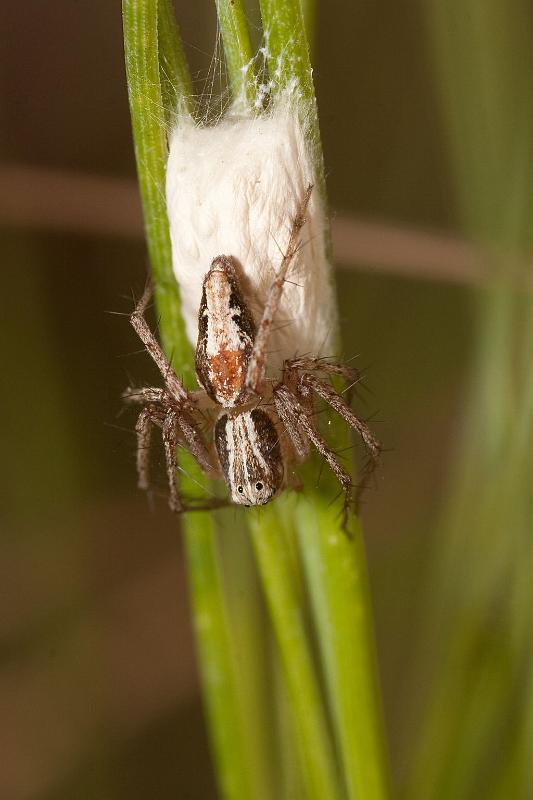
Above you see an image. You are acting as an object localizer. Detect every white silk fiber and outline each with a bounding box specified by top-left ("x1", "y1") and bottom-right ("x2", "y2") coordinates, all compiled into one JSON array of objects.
[{"x1": 166, "y1": 91, "x2": 337, "y2": 376}]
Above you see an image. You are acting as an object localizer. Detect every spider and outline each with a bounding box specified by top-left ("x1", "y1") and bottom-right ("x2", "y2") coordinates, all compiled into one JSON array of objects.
[{"x1": 125, "y1": 185, "x2": 381, "y2": 523}]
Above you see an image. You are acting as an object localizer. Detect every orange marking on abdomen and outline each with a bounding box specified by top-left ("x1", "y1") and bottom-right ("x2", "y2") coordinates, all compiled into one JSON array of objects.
[{"x1": 208, "y1": 349, "x2": 247, "y2": 405}]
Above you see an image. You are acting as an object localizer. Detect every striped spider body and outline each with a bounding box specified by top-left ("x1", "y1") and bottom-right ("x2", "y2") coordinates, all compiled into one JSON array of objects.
[
  {"x1": 197, "y1": 255, "x2": 285, "y2": 506},
  {"x1": 125, "y1": 186, "x2": 381, "y2": 524}
]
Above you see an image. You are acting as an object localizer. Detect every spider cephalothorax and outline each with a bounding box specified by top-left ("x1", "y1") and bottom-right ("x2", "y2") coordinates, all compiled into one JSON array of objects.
[{"x1": 125, "y1": 185, "x2": 381, "y2": 522}]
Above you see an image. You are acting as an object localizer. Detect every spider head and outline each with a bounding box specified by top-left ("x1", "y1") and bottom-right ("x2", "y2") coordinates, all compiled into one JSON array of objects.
[
  {"x1": 233, "y1": 478, "x2": 277, "y2": 507},
  {"x1": 215, "y1": 409, "x2": 285, "y2": 507}
]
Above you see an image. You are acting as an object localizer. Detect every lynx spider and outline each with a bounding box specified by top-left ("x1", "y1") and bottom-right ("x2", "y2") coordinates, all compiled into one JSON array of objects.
[{"x1": 125, "y1": 185, "x2": 381, "y2": 523}]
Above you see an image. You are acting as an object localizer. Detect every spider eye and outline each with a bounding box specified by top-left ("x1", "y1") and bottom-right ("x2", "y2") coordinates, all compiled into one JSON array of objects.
[
  {"x1": 255, "y1": 482, "x2": 263, "y2": 491},
  {"x1": 237, "y1": 486, "x2": 244, "y2": 494}
]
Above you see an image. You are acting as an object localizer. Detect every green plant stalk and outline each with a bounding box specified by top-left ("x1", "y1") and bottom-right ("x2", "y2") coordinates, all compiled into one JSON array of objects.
[
  {"x1": 297, "y1": 502, "x2": 390, "y2": 800},
  {"x1": 259, "y1": 0, "x2": 325, "y2": 198},
  {"x1": 258, "y1": 2, "x2": 391, "y2": 797},
  {"x1": 182, "y1": 517, "x2": 254, "y2": 799},
  {"x1": 215, "y1": 5, "x2": 349, "y2": 797},
  {"x1": 272, "y1": 643, "x2": 308, "y2": 799},
  {"x1": 259, "y1": 0, "x2": 314, "y2": 103},
  {"x1": 122, "y1": 0, "x2": 192, "y2": 383},
  {"x1": 158, "y1": 0, "x2": 194, "y2": 120},
  {"x1": 249, "y1": 500, "x2": 343, "y2": 800},
  {"x1": 122, "y1": 3, "x2": 252, "y2": 798},
  {"x1": 215, "y1": 0, "x2": 256, "y2": 102},
  {"x1": 212, "y1": 3, "x2": 316, "y2": 795},
  {"x1": 215, "y1": 514, "x2": 279, "y2": 800}
]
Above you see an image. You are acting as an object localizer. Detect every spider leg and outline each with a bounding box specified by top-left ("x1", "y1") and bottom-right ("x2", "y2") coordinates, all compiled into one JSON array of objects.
[
  {"x1": 136, "y1": 404, "x2": 226, "y2": 512},
  {"x1": 124, "y1": 386, "x2": 170, "y2": 405},
  {"x1": 130, "y1": 282, "x2": 190, "y2": 404},
  {"x1": 283, "y1": 356, "x2": 363, "y2": 391},
  {"x1": 246, "y1": 184, "x2": 313, "y2": 393},
  {"x1": 274, "y1": 385, "x2": 311, "y2": 461},
  {"x1": 274, "y1": 385, "x2": 353, "y2": 527},
  {"x1": 283, "y1": 356, "x2": 367, "y2": 411},
  {"x1": 177, "y1": 409, "x2": 219, "y2": 477},
  {"x1": 163, "y1": 408, "x2": 225, "y2": 512},
  {"x1": 163, "y1": 409, "x2": 182, "y2": 513},
  {"x1": 135, "y1": 404, "x2": 164, "y2": 493},
  {"x1": 126, "y1": 386, "x2": 216, "y2": 475},
  {"x1": 299, "y1": 373, "x2": 381, "y2": 504}
]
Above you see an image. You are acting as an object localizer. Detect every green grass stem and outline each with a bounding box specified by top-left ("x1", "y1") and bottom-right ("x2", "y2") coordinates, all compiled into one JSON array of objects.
[
  {"x1": 158, "y1": 0, "x2": 194, "y2": 120},
  {"x1": 215, "y1": 0, "x2": 256, "y2": 103},
  {"x1": 182, "y1": 515, "x2": 254, "y2": 799},
  {"x1": 122, "y1": 0, "x2": 192, "y2": 382},
  {"x1": 249, "y1": 500, "x2": 343, "y2": 800},
  {"x1": 296, "y1": 501, "x2": 390, "y2": 800},
  {"x1": 122, "y1": 4, "x2": 253, "y2": 798},
  {"x1": 255, "y1": 5, "x2": 390, "y2": 796},
  {"x1": 259, "y1": 0, "x2": 325, "y2": 198}
]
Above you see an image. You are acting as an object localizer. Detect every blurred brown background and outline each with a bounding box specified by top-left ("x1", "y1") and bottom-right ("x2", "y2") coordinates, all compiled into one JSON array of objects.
[{"x1": 1, "y1": 2, "x2": 470, "y2": 798}]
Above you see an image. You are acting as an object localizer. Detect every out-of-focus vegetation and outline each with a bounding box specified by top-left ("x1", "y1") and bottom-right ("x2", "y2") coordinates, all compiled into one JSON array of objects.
[
  {"x1": 1, "y1": 1, "x2": 532, "y2": 799},
  {"x1": 405, "y1": 4, "x2": 533, "y2": 799}
]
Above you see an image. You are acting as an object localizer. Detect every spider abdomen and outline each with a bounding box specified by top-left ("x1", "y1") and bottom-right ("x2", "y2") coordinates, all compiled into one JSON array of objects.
[
  {"x1": 214, "y1": 408, "x2": 285, "y2": 506},
  {"x1": 195, "y1": 256, "x2": 256, "y2": 407}
]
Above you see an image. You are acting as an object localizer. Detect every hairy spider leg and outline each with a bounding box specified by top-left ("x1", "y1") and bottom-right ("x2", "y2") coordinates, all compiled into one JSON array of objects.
[
  {"x1": 163, "y1": 409, "x2": 182, "y2": 512},
  {"x1": 282, "y1": 355, "x2": 367, "y2": 410},
  {"x1": 273, "y1": 384, "x2": 354, "y2": 527},
  {"x1": 127, "y1": 288, "x2": 218, "y2": 512},
  {"x1": 135, "y1": 405, "x2": 159, "y2": 491},
  {"x1": 124, "y1": 386, "x2": 170, "y2": 405},
  {"x1": 297, "y1": 372, "x2": 381, "y2": 504},
  {"x1": 273, "y1": 381, "x2": 311, "y2": 462},
  {"x1": 125, "y1": 386, "x2": 213, "y2": 475},
  {"x1": 176, "y1": 408, "x2": 215, "y2": 475},
  {"x1": 246, "y1": 184, "x2": 314, "y2": 394},
  {"x1": 130, "y1": 282, "x2": 189, "y2": 404},
  {"x1": 133, "y1": 399, "x2": 225, "y2": 513},
  {"x1": 282, "y1": 356, "x2": 364, "y2": 390}
]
